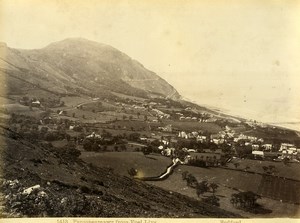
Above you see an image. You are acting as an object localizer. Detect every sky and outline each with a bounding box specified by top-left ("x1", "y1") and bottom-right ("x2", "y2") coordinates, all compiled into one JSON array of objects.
[{"x1": 1, "y1": 0, "x2": 300, "y2": 128}]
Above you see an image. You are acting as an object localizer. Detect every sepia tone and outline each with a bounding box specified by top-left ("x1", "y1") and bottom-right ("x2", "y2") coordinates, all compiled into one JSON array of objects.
[{"x1": 0, "y1": 0, "x2": 299, "y2": 220}]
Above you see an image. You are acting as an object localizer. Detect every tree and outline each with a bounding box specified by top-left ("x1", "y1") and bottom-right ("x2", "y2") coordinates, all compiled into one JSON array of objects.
[
  {"x1": 230, "y1": 191, "x2": 261, "y2": 209},
  {"x1": 210, "y1": 183, "x2": 219, "y2": 195},
  {"x1": 120, "y1": 144, "x2": 127, "y2": 151},
  {"x1": 202, "y1": 195, "x2": 220, "y2": 206},
  {"x1": 283, "y1": 157, "x2": 289, "y2": 166},
  {"x1": 142, "y1": 146, "x2": 152, "y2": 155},
  {"x1": 186, "y1": 174, "x2": 198, "y2": 188},
  {"x1": 128, "y1": 168, "x2": 138, "y2": 177},
  {"x1": 181, "y1": 171, "x2": 189, "y2": 180},
  {"x1": 196, "y1": 181, "x2": 209, "y2": 197},
  {"x1": 114, "y1": 145, "x2": 119, "y2": 152},
  {"x1": 262, "y1": 166, "x2": 269, "y2": 173}
]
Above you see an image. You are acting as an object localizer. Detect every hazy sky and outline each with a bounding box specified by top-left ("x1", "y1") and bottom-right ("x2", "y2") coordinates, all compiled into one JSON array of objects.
[{"x1": 1, "y1": 0, "x2": 300, "y2": 125}]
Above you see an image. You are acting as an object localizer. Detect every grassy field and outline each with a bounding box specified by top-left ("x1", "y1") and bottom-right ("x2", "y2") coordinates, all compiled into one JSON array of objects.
[
  {"x1": 60, "y1": 96, "x2": 91, "y2": 107},
  {"x1": 148, "y1": 165, "x2": 300, "y2": 217},
  {"x1": 163, "y1": 120, "x2": 222, "y2": 133},
  {"x1": 257, "y1": 175, "x2": 300, "y2": 204},
  {"x1": 228, "y1": 158, "x2": 300, "y2": 181},
  {"x1": 80, "y1": 150, "x2": 300, "y2": 217},
  {"x1": 111, "y1": 92, "x2": 147, "y2": 101},
  {"x1": 80, "y1": 151, "x2": 171, "y2": 177}
]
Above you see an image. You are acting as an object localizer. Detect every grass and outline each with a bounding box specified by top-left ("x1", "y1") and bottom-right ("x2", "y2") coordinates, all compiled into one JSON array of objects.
[
  {"x1": 163, "y1": 120, "x2": 222, "y2": 133},
  {"x1": 60, "y1": 96, "x2": 91, "y2": 107},
  {"x1": 80, "y1": 151, "x2": 171, "y2": 177},
  {"x1": 111, "y1": 92, "x2": 147, "y2": 101},
  {"x1": 227, "y1": 158, "x2": 300, "y2": 181},
  {"x1": 257, "y1": 175, "x2": 300, "y2": 204},
  {"x1": 147, "y1": 164, "x2": 300, "y2": 217}
]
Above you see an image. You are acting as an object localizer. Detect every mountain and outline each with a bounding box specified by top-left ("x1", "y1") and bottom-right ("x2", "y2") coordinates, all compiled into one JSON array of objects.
[{"x1": 0, "y1": 38, "x2": 180, "y2": 99}]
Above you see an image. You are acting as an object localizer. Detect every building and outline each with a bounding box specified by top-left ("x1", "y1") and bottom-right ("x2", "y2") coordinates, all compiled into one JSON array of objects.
[
  {"x1": 262, "y1": 144, "x2": 273, "y2": 151},
  {"x1": 252, "y1": 150, "x2": 264, "y2": 158}
]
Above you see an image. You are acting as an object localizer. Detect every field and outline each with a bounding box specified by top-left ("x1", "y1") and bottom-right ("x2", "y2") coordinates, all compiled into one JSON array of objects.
[
  {"x1": 257, "y1": 175, "x2": 300, "y2": 204},
  {"x1": 80, "y1": 151, "x2": 172, "y2": 177},
  {"x1": 228, "y1": 158, "x2": 300, "y2": 181},
  {"x1": 147, "y1": 165, "x2": 300, "y2": 217},
  {"x1": 164, "y1": 120, "x2": 222, "y2": 133},
  {"x1": 60, "y1": 96, "x2": 91, "y2": 107},
  {"x1": 80, "y1": 150, "x2": 300, "y2": 217}
]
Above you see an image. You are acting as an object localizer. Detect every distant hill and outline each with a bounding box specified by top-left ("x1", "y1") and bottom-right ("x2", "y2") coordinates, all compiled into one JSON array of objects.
[{"x1": 0, "y1": 38, "x2": 180, "y2": 99}]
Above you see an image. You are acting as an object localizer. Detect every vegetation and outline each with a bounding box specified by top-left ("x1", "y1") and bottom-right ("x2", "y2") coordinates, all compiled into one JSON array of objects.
[{"x1": 230, "y1": 191, "x2": 262, "y2": 211}]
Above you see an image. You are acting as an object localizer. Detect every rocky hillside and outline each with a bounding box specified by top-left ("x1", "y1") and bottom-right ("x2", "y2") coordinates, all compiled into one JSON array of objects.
[
  {"x1": 0, "y1": 38, "x2": 180, "y2": 99},
  {"x1": 0, "y1": 125, "x2": 238, "y2": 218}
]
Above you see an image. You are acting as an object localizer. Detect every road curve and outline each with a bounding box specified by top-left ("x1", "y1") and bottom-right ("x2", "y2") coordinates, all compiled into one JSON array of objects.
[{"x1": 133, "y1": 158, "x2": 185, "y2": 181}]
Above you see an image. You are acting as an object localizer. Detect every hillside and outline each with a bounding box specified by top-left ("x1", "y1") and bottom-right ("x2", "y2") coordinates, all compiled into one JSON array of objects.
[
  {"x1": 0, "y1": 38, "x2": 180, "y2": 99},
  {"x1": 0, "y1": 125, "x2": 238, "y2": 218}
]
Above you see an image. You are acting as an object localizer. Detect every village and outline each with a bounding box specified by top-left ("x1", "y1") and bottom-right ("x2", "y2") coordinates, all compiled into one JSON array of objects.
[
  {"x1": 4, "y1": 94, "x2": 300, "y2": 169},
  {"x1": 2, "y1": 93, "x2": 300, "y2": 217}
]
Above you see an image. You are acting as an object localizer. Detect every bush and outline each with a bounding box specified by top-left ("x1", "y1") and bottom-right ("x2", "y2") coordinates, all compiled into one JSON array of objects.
[{"x1": 202, "y1": 195, "x2": 220, "y2": 206}]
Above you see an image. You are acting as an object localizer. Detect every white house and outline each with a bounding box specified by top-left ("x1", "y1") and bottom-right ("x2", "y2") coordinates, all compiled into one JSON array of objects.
[
  {"x1": 262, "y1": 144, "x2": 273, "y2": 151},
  {"x1": 252, "y1": 150, "x2": 264, "y2": 157}
]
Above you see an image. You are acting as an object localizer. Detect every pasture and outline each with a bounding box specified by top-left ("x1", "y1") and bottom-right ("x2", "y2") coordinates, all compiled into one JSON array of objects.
[
  {"x1": 80, "y1": 151, "x2": 171, "y2": 177},
  {"x1": 80, "y1": 148, "x2": 300, "y2": 217},
  {"x1": 228, "y1": 158, "x2": 300, "y2": 181},
  {"x1": 148, "y1": 164, "x2": 300, "y2": 217},
  {"x1": 257, "y1": 175, "x2": 300, "y2": 204},
  {"x1": 163, "y1": 120, "x2": 222, "y2": 133}
]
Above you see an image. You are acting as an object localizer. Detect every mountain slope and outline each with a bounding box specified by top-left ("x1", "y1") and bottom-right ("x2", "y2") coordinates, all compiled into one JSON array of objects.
[
  {"x1": 0, "y1": 38, "x2": 180, "y2": 99},
  {"x1": 0, "y1": 125, "x2": 239, "y2": 217}
]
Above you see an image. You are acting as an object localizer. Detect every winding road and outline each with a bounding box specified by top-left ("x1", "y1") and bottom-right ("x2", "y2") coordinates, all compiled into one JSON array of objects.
[{"x1": 134, "y1": 158, "x2": 185, "y2": 181}]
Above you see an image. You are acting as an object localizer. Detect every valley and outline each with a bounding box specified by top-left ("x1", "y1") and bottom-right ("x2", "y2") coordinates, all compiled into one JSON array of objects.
[{"x1": 0, "y1": 39, "x2": 299, "y2": 218}]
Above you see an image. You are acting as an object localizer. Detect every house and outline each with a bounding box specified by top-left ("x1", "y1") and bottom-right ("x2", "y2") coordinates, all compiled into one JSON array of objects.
[
  {"x1": 31, "y1": 100, "x2": 41, "y2": 107},
  {"x1": 279, "y1": 145, "x2": 298, "y2": 160},
  {"x1": 86, "y1": 132, "x2": 101, "y2": 139},
  {"x1": 196, "y1": 135, "x2": 207, "y2": 143},
  {"x1": 211, "y1": 138, "x2": 225, "y2": 145},
  {"x1": 178, "y1": 131, "x2": 188, "y2": 139},
  {"x1": 279, "y1": 143, "x2": 295, "y2": 151},
  {"x1": 252, "y1": 150, "x2": 264, "y2": 158},
  {"x1": 252, "y1": 144, "x2": 260, "y2": 151},
  {"x1": 262, "y1": 144, "x2": 273, "y2": 151},
  {"x1": 161, "y1": 147, "x2": 175, "y2": 157}
]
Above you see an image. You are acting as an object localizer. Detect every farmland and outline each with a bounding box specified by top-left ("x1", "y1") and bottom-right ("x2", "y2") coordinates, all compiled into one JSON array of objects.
[
  {"x1": 164, "y1": 120, "x2": 222, "y2": 133},
  {"x1": 227, "y1": 158, "x2": 300, "y2": 181},
  {"x1": 80, "y1": 151, "x2": 171, "y2": 177},
  {"x1": 147, "y1": 165, "x2": 300, "y2": 217},
  {"x1": 257, "y1": 175, "x2": 300, "y2": 204},
  {"x1": 79, "y1": 148, "x2": 300, "y2": 217}
]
